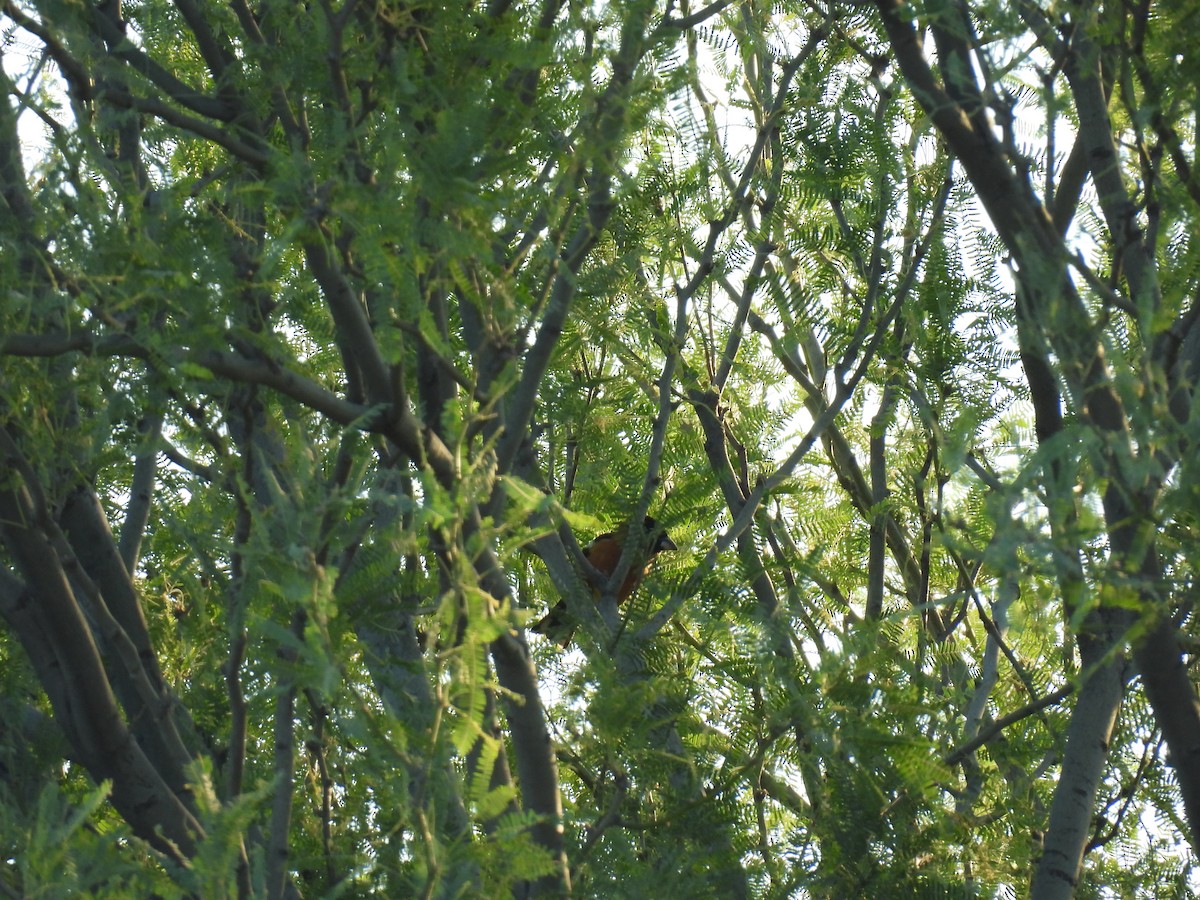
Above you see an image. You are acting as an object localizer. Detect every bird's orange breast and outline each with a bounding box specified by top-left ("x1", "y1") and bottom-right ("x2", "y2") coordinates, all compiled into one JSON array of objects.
[{"x1": 584, "y1": 535, "x2": 652, "y2": 604}]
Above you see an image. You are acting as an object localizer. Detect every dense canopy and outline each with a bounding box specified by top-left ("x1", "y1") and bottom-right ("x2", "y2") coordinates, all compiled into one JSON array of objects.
[{"x1": 1, "y1": 0, "x2": 1199, "y2": 896}]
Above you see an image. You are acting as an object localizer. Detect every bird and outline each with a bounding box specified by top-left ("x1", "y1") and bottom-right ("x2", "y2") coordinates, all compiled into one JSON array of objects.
[{"x1": 531, "y1": 516, "x2": 678, "y2": 647}]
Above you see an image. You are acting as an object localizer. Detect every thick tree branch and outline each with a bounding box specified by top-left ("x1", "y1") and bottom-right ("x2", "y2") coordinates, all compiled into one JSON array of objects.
[
  {"x1": 87, "y1": 2, "x2": 235, "y2": 121},
  {"x1": 0, "y1": 429, "x2": 203, "y2": 861},
  {"x1": 119, "y1": 408, "x2": 162, "y2": 571}
]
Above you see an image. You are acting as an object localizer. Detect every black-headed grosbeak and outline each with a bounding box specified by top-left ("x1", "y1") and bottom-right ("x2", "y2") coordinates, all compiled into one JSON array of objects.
[{"x1": 532, "y1": 516, "x2": 678, "y2": 647}]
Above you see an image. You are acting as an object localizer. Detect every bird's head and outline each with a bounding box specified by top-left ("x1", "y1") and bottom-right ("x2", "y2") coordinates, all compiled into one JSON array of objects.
[{"x1": 642, "y1": 516, "x2": 678, "y2": 554}]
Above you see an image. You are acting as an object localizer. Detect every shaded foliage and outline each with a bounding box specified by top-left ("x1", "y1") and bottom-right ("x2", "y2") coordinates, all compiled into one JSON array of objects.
[{"x1": 0, "y1": 0, "x2": 1199, "y2": 896}]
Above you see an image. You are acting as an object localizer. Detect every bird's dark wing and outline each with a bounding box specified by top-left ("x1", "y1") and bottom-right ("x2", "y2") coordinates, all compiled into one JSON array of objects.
[{"x1": 530, "y1": 600, "x2": 576, "y2": 647}]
